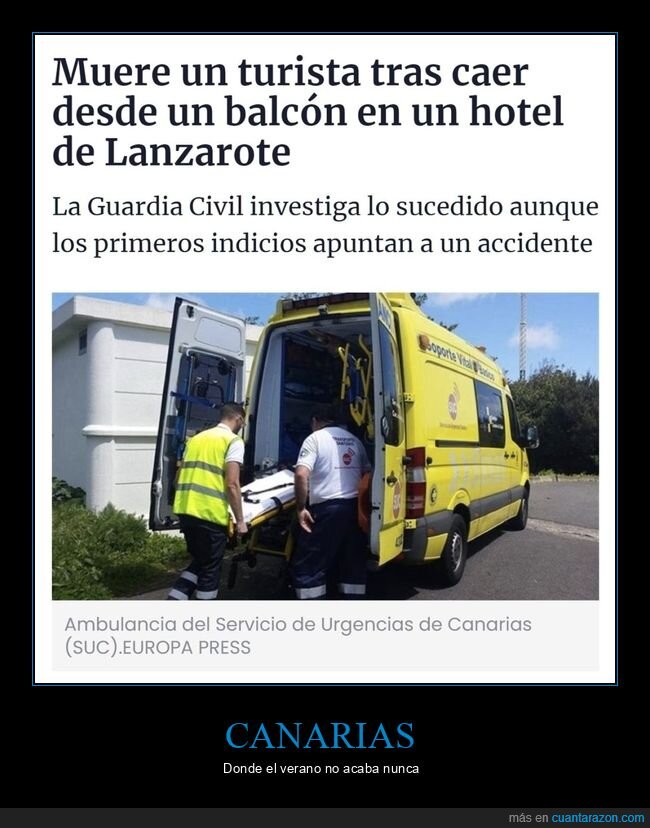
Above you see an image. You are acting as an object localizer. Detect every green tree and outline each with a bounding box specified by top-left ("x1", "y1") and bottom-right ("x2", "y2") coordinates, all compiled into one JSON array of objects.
[
  {"x1": 410, "y1": 293, "x2": 458, "y2": 332},
  {"x1": 510, "y1": 361, "x2": 598, "y2": 474},
  {"x1": 431, "y1": 319, "x2": 458, "y2": 332}
]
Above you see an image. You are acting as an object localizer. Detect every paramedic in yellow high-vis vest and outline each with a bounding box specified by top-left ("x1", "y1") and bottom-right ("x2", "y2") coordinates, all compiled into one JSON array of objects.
[{"x1": 167, "y1": 403, "x2": 248, "y2": 601}]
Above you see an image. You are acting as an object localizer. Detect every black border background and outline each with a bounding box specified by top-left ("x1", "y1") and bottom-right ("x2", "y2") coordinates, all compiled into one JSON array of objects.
[{"x1": 28, "y1": 30, "x2": 639, "y2": 809}]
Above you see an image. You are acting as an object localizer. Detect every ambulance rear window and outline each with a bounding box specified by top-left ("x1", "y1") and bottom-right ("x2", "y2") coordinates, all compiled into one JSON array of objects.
[
  {"x1": 475, "y1": 381, "x2": 505, "y2": 448},
  {"x1": 379, "y1": 325, "x2": 404, "y2": 446}
]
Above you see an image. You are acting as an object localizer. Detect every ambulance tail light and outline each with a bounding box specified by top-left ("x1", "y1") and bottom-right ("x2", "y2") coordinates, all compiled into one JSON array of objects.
[{"x1": 405, "y1": 447, "x2": 426, "y2": 518}]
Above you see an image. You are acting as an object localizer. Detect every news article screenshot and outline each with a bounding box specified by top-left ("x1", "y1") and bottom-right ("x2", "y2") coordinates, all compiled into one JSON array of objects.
[{"x1": 35, "y1": 34, "x2": 615, "y2": 696}]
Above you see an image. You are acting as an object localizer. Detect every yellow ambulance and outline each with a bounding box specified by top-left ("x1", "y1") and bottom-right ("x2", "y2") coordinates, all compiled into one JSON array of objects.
[{"x1": 151, "y1": 293, "x2": 538, "y2": 585}]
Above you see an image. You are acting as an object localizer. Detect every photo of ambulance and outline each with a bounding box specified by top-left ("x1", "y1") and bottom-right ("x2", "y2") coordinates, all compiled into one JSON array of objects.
[{"x1": 150, "y1": 293, "x2": 538, "y2": 586}]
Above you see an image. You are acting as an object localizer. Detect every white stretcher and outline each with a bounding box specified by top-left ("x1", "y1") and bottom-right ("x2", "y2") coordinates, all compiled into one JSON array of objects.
[{"x1": 230, "y1": 469, "x2": 296, "y2": 527}]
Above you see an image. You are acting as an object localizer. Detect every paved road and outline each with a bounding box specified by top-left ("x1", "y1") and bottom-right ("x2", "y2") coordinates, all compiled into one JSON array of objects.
[
  {"x1": 528, "y1": 479, "x2": 598, "y2": 529},
  {"x1": 133, "y1": 480, "x2": 598, "y2": 601}
]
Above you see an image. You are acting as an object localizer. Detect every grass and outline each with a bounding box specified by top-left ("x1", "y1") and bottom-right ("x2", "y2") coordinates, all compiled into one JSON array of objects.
[{"x1": 531, "y1": 471, "x2": 598, "y2": 482}]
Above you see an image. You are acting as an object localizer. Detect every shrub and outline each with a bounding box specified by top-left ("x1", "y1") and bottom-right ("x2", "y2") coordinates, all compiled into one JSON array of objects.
[
  {"x1": 91, "y1": 504, "x2": 150, "y2": 559},
  {"x1": 52, "y1": 502, "x2": 112, "y2": 599},
  {"x1": 52, "y1": 502, "x2": 187, "y2": 599},
  {"x1": 52, "y1": 477, "x2": 86, "y2": 505}
]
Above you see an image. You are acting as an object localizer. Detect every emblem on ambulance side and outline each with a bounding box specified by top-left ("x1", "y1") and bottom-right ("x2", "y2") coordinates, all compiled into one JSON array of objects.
[{"x1": 448, "y1": 383, "x2": 460, "y2": 420}]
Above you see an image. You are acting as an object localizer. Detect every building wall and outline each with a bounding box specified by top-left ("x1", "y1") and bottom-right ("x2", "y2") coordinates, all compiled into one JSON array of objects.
[
  {"x1": 110, "y1": 324, "x2": 169, "y2": 515},
  {"x1": 53, "y1": 305, "x2": 260, "y2": 518},
  {"x1": 113, "y1": 324, "x2": 168, "y2": 428},
  {"x1": 52, "y1": 330, "x2": 89, "y2": 492}
]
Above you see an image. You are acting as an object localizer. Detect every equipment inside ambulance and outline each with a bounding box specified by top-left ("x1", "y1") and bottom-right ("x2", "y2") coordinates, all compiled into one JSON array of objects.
[{"x1": 150, "y1": 294, "x2": 538, "y2": 588}]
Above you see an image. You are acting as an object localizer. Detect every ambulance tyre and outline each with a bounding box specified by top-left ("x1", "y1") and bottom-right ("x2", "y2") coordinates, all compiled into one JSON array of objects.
[
  {"x1": 508, "y1": 493, "x2": 529, "y2": 531},
  {"x1": 439, "y1": 515, "x2": 468, "y2": 586}
]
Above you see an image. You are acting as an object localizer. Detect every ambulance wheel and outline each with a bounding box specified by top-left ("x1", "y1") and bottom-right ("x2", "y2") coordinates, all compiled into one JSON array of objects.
[
  {"x1": 439, "y1": 515, "x2": 467, "y2": 586},
  {"x1": 508, "y1": 493, "x2": 529, "y2": 530}
]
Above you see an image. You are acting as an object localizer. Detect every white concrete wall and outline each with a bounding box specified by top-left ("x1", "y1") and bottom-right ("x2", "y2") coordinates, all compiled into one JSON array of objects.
[
  {"x1": 109, "y1": 324, "x2": 169, "y2": 515},
  {"x1": 53, "y1": 300, "x2": 260, "y2": 518},
  {"x1": 52, "y1": 330, "x2": 89, "y2": 493},
  {"x1": 79, "y1": 322, "x2": 169, "y2": 516}
]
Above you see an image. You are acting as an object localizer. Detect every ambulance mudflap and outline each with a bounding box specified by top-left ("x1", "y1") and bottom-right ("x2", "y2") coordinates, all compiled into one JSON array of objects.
[
  {"x1": 149, "y1": 297, "x2": 246, "y2": 531},
  {"x1": 369, "y1": 293, "x2": 407, "y2": 565}
]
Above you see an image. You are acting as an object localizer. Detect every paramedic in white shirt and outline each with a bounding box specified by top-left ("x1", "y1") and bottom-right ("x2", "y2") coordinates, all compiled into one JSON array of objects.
[{"x1": 291, "y1": 403, "x2": 371, "y2": 600}]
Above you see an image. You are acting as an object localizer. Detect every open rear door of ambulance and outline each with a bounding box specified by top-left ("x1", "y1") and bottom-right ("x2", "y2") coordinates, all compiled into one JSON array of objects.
[
  {"x1": 150, "y1": 297, "x2": 246, "y2": 530},
  {"x1": 370, "y1": 293, "x2": 407, "y2": 564}
]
